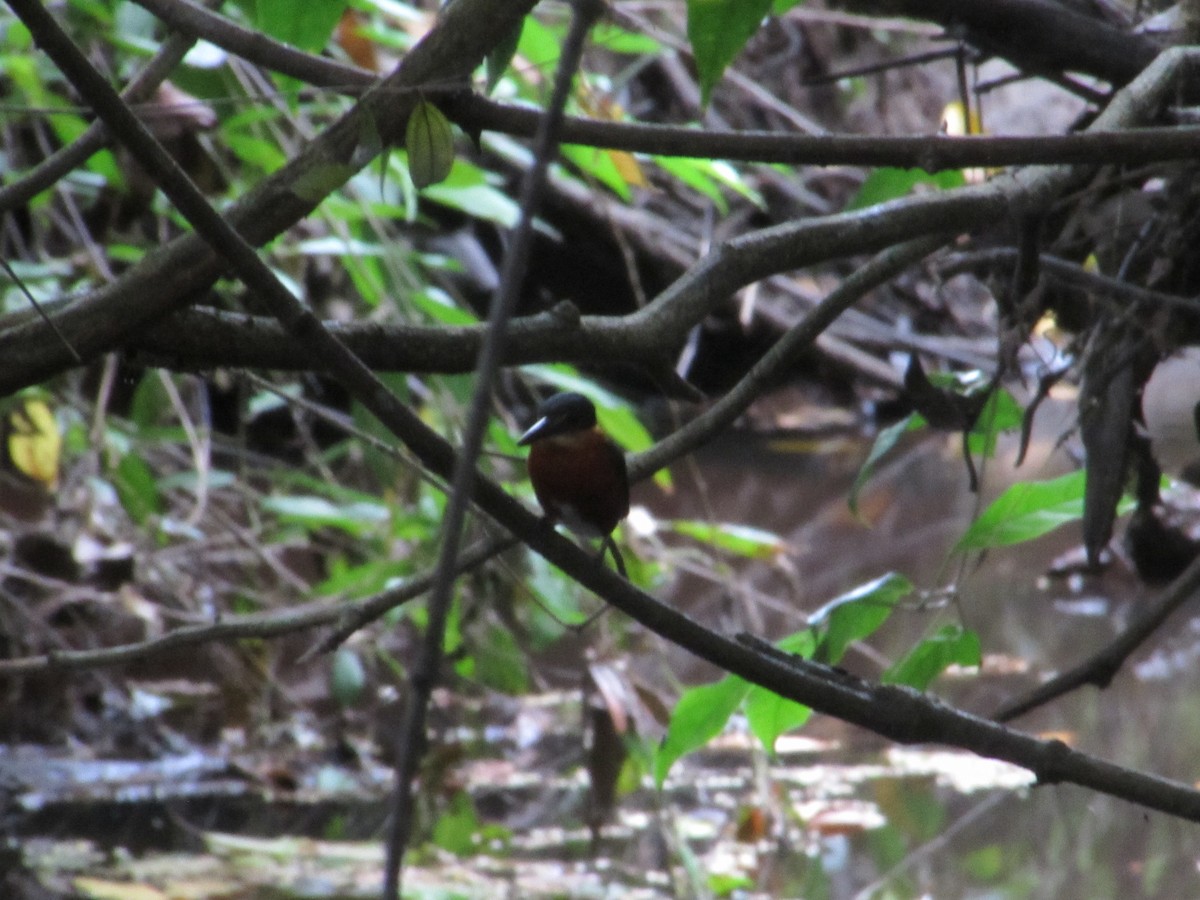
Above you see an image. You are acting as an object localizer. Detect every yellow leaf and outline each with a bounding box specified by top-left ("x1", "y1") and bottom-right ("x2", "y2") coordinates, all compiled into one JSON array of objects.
[
  {"x1": 607, "y1": 149, "x2": 648, "y2": 188},
  {"x1": 8, "y1": 397, "x2": 60, "y2": 489},
  {"x1": 941, "y1": 101, "x2": 988, "y2": 183}
]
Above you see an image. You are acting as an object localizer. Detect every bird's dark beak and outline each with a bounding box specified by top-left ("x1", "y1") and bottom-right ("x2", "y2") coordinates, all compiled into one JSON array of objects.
[{"x1": 517, "y1": 416, "x2": 550, "y2": 446}]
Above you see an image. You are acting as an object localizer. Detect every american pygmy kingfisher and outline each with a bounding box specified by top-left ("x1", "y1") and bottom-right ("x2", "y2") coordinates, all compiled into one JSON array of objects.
[{"x1": 517, "y1": 392, "x2": 630, "y2": 576}]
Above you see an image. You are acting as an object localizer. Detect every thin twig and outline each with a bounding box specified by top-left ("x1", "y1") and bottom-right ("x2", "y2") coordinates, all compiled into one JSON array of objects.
[
  {"x1": 0, "y1": 0, "x2": 216, "y2": 214},
  {"x1": 995, "y1": 554, "x2": 1200, "y2": 722},
  {"x1": 384, "y1": 1, "x2": 604, "y2": 893},
  {"x1": 0, "y1": 258, "x2": 81, "y2": 362}
]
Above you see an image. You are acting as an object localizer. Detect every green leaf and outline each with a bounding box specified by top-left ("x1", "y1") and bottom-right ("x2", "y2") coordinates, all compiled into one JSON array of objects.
[
  {"x1": 954, "y1": 470, "x2": 1105, "y2": 552},
  {"x1": 809, "y1": 572, "x2": 913, "y2": 663},
  {"x1": 593, "y1": 22, "x2": 663, "y2": 54},
  {"x1": 849, "y1": 413, "x2": 922, "y2": 518},
  {"x1": 966, "y1": 387, "x2": 1023, "y2": 458},
  {"x1": 410, "y1": 287, "x2": 479, "y2": 325},
  {"x1": 406, "y1": 100, "x2": 456, "y2": 189},
  {"x1": 421, "y1": 160, "x2": 519, "y2": 226},
  {"x1": 848, "y1": 167, "x2": 966, "y2": 210},
  {"x1": 467, "y1": 622, "x2": 529, "y2": 694},
  {"x1": 743, "y1": 630, "x2": 816, "y2": 751},
  {"x1": 292, "y1": 162, "x2": 356, "y2": 202},
  {"x1": 560, "y1": 143, "x2": 632, "y2": 200},
  {"x1": 687, "y1": 0, "x2": 772, "y2": 106},
  {"x1": 115, "y1": 454, "x2": 161, "y2": 525},
  {"x1": 486, "y1": 19, "x2": 524, "y2": 93},
  {"x1": 254, "y1": 0, "x2": 347, "y2": 52},
  {"x1": 670, "y1": 520, "x2": 787, "y2": 559},
  {"x1": 745, "y1": 685, "x2": 812, "y2": 752},
  {"x1": 329, "y1": 648, "x2": 367, "y2": 707},
  {"x1": 656, "y1": 676, "x2": 749, "y2": 786},
  {"x1": 885, "y1": 625, "x2": 981, "y2": 689},
  {"x1": 262, "y1": 495, "x2": 390, "y2": 537},
  {"x1": 430, "y1": 790, "x2": 481, "y2": 856},
  {"x1": 654, "y1": 155, "x2": 764, "y2": 211}
]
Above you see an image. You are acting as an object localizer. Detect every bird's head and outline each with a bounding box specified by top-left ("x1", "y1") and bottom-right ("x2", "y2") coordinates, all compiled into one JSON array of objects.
[{"x1": 517, "y1": 392, "x2": 598, "y2": 446}]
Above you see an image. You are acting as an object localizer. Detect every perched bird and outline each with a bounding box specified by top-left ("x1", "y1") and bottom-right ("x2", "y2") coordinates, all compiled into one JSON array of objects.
[{"x1": 517, "y1": 392, "x2": 630, "y2": 576}]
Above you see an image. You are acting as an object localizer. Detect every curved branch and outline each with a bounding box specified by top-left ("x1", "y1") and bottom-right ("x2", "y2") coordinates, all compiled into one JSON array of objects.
[{"x1": 842, "y1": 0, "x2": 1162, "y2": 86}]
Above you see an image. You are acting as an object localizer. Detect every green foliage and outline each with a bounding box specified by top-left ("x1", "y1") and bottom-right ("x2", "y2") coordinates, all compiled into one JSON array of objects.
[
  {"x1": 653, "y1": 155, "x2": 764, "y2": 212},
  {"x1": 686, "y1": 0, "x2": 773, "y2": 106},
  {"x1": 744, "y1": 633, "x2": 815, "y2": 750},
  {"x1": 559, "y1": 142, "x2": 634, "y2": 200},
  {"x1": 329, "y1": 647, "x2": 367, "y2": 708},
  {"x1": 261, "y1": 494, "x2": 391, "y2": 538},
  {"x1": 849, "y1": 413, "x2": 921, "y2": 517},
  {"x1": 114, "y1": 453, "x2": 161, "y2": 525},
  {"x1": 954, "y1": 469, "x2": 1132, "y2": 552},
  {"x1": 669, "y1": 520, "x2": 787, "y2": 559},
  {"x1": 406, "y1": 100, "x2": 456, "y2": 190},
  {"x1": 456, "y1": 620, "x2": 529, "y2": 694},
  {"x1": 430, "y1": 790, "x2": 483, "y2": 856},
  {"x1": 809, "y1": 572, "x2": 914, "y2": 664},
  {"x1": 655, "y1": 675, "x2": 749, "y2": 786},
  {"x1": 420, "y1": 160, "x2": 520, "y2": 226},
  {"x1": 885, "y1": 624, "x2": 980, "y2": 689},
  {"x1": 851, "y1": 381, "x2": 1022, "y2": 519},
  {"x1": 485, "y1": 19, "x2": 524, "y2": 93},
  {"x1": 250, "y1": 0, "x2": 347, "y2": 53},
  {"x1": 848, "y1": 167, "x2": 967, "y2": 210},
  {"x1": 658, "y1": 574, "x2": 911, "y2": 777}
]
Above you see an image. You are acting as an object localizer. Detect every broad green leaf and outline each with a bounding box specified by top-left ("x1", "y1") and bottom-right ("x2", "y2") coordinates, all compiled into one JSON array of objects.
[
  {"x1": 849, "y1": 413, "x2": 922, "y2": 518},
  {"x1": 410, "y1": 287, "x2": 478, "y2": 325},
  {"x1": 561, "y1": 143, "x2": 632, "y2": 200},
  {"x1": 885, "y1": 625, "x2": 981, "y2": 689},
  {"x1": 262, "y1": 495, "x2": 390, "y2": 537},
  {"x1": 654, "y1": 155, "x2": 764, "y2": 211},
  {"x1": 656, "y1": 676, "x2": 749, "y2": 785},
  {"x1": 431, "y1": 790, "x2": 481, "y2": 856},
  {"x1": 115, "y1": 454, "x2": 161, "y2": 525},
  {"x1": 292, "y1": 162, "x2": 355, "y2": 201},
  {"x1": 954, "y1": 470, "x2": 1124, "y2": 552},
  {"x1": 593, "y1": 22, "x2": 663, "y2": 54},
  {"x1": 422, "y1": 160, "x2": 519, "y2": 226},
  {"x1": 406, "y1": 100, "x2": 455, "y2": 189},
  {"x1": 468, "y1": 622, "x2": 529, "y2": 694},
  {"x1": 670, "y1": 520, "x2": 787, "y2": 559},
  {"x1": 315, "y1": 556, "x2": 410, "y2": 599},
  {"x1": 329, "y1": 648, "x2": 367, "y2": 707},
  {"x1": 516, "y1": 14, "x2": 563, "y2": 74},
  {"x1": 809, "y1": 572, "x2": 913, "y2": 663},
  {"x1": 687, "y1": 0, "x2": 772, "y2": 106},
  {"x1": 848, "y1": 167, "x2": 966, "y2": 211},
  {"x1": 486, "y1": 19, "x2": 524, "y2": 93},
  {"x1": 967, "y1": 386, "x2": 1023, "y2": 458},
  {"x1": 745, "y1": 685, "x2": 812, "y2": 751},
  {"x1": 254, "y1": 0, "x2": 347, "y2": 52},
  {"x1": 744, "y1": 629, "x2": 816, "y2": 750}
]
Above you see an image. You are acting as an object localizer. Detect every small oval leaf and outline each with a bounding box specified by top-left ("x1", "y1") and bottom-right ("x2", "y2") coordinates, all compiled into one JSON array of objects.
[{"x1": 406, "y1": 100, "x2": 455, "y2": 189}]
